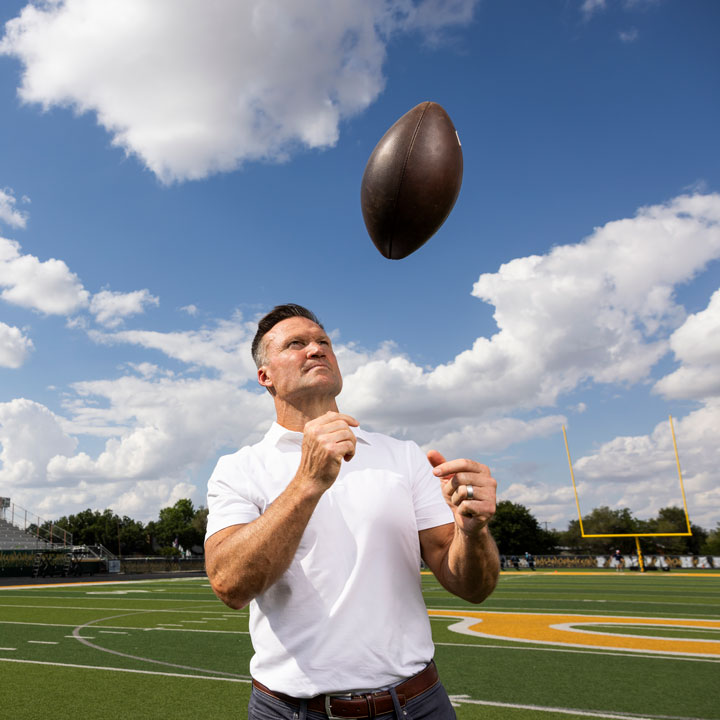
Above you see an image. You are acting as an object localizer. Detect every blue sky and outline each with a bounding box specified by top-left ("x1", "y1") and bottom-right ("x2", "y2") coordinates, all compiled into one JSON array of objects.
[{"x1": 0, "y1": 0, "x2": 718, "y2": 531}]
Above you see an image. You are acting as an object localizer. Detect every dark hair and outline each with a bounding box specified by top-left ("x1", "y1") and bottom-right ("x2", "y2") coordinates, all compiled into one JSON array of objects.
[{"x1": 251, "y1": 304, "x2": 323, "y2": 367}]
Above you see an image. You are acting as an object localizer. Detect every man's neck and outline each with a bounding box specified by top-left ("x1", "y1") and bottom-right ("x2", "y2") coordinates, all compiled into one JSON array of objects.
[{"x1": 274, "y1": 396, "x2": 340, "y2": 432}]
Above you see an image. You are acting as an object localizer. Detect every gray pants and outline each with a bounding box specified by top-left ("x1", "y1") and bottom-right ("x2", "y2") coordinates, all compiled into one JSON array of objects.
[{"x1": 248, "y1": 680, "x2": 457, "y2": 719}]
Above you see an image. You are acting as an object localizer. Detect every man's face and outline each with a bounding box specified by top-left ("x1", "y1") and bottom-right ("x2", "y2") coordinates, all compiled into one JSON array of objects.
[{"x1": 257, "y1": 317, "x2": 342, "y2": 400}]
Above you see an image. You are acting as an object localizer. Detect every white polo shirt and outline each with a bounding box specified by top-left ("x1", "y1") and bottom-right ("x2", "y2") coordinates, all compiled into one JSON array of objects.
[{"x1": 206, "y1": 422, "x2": 453, "y2": 697}]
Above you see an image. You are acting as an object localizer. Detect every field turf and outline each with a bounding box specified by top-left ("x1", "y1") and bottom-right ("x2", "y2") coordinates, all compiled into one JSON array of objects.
[{"x1": 1, "y1": 569, "x2": 718, "y2": 719}]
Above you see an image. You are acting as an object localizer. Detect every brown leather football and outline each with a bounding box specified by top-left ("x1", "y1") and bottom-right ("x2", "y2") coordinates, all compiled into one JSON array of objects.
[{"x1": 361, "y1": 101, "x2": 463, "y2": 260}]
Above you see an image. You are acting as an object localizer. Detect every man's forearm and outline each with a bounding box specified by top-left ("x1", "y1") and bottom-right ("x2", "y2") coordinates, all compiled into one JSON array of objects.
[
  {"x1": 205, "y1": 477, "x2": 323, "y2": 609},
  {"x1": 440, "y1": 525, "x2": 500, "y2": 603}
]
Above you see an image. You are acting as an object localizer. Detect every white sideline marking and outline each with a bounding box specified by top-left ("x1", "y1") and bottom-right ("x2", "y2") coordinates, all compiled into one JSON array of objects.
[
  {"x1": 0, "y1": 657, "x2": 251, "y2": 682},
  {"x1": 0, "y1": 602, "x2": 229, "y2": 613},
  {"x1": 99, "y1": 631, "x2": 128, "y2": 635},
  {"x1": 66, "y1": 636, "x2": 94, "y2": 639},
  {"x1": 28, "y1": 641, "x2": 58, "y2": 645},
  {"x1": 0, "y1": 577, "x2": 207, "y2": 591},
  {"x1": 0, "y1": 621, "x2": 249, "y2": 635},
  {"x1": 449, "y1": 695, "x2": 707, "y2": 720},
  {"x1": 435, "y1": 641, "x2": 720, "y2": 664},
  {"x1": 0, "y1": 647, "x2": 17, "y2": 651}
]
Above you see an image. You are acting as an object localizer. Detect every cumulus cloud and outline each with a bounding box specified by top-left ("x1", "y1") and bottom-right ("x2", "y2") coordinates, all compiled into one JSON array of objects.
[
  {"x1": 580, "y1": 0, "x2": 606, "y2": 19},
  {"x1": 0, "y1": 187, "x2": 29, "y2": 229},
  {"x1": 3, "y1": 193, "x2": 719, "y2": 527},
  {"x1": 1, "y1": 0, "x2": 478, "y2": 183},
  {"x1": 49, "y1": 376, "x2": 272, "y2": 483},
  {"x1": 0, "y1": 236, "x2": 89, "y2": 315},
  {"x1": 0, "y1": 236, "x2": 162, "y2": 326},
  {"x1": 0, "y1": 398, "x2": 77, "y2": 487},
  {"x1": 653, "y1": 288, "x2": 720, "y2": 400},
  {"x1": 618, "y1": 28, "x2": 638, "y2": 43},
  {"x1": 88, "y1": 315, "x2": 258, "y2": 381},
  {"x1": 422, "y1": 414, "x2": 567, "y2": 459},
  {"x1": 0, "y1": 322, "x2": 34, "y2": 368},
  {"x1": 341, "y1": 194, "x2": 720, "y2": 437},
  {"x1": 90, "y1": 288, "x2": 159, "y2": 328},
  {"x1": 571, "y1": 402, "x2": 720, "y2": 529}
]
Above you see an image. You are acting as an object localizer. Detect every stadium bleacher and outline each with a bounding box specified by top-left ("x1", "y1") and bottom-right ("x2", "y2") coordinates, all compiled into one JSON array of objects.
[{"x1": 0, "y1": 517, "x2": 51, "y2": 550}]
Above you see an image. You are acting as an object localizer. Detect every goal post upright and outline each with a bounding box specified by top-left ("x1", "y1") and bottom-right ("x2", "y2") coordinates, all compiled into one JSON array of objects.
[{"x1": 563, "y1": 415, "x2": 692, "y2": 572}]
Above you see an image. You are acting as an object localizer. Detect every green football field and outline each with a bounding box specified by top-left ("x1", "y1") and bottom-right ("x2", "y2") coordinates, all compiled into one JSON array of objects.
[{"x1": 1, "y1": 569, "x2": 718, "y2": 719}]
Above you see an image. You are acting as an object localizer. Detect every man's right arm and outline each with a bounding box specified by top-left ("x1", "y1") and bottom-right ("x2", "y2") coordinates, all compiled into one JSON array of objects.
[{"x1": 204, "y1": 412, "x2": 357, "y2": 609}]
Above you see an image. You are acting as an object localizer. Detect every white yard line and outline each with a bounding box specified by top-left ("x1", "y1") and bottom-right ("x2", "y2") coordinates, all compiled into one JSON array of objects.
[
  {"x1": 0, "y1": 620, "x2": 249, "y2": 635},
  {"x1": 449, "y1": 695, "x2": 709, "y2": 720},
  {"x1": 0, "y1": 657, "x2": 250, "y2": 682},
  {"x1": 434, "y1": 641, "x2": 720, "y2": 663}
]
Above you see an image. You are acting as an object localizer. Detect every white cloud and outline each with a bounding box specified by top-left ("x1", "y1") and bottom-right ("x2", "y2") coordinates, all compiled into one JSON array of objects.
[
  {"x1": 571, "y1": 402, "x2": 720, "y2": 529},
  {"x1": 13, "y1": 478, "x2": 203, "y2": 525},
  {"x1": 502, "y1": 482, "x2": 576, "y2": 528},
  {"x1": 581, "y1": 0, "x2": 606, "y2": 19},
  {"x1": 0, "y1": 322, "x2": 34, "y2": 368},
  {"x1": 422, "y1": 414, "x2": 567, "y2": 459},
  {"x1": 653, "y1": 288, "x2": 720, "y2": 400},
  {"x1": 0, "y1": 0, "x2": 477, "y2": 183},
  {"x1": 90, "y1": 288, "x2": 159, "y2": 328},
  {"x1": 341, "y1": 194, "x2": 720, "y2": 439},
  {"x1": 50, "y1": 376, "x2": 273, "y2": 483},
  {"x1": 3, "y1": 193, "x2": 719, "y2": 529},
  {"x1": 0, "y1": 236, "x2": 89, "y2": 315},
  {"x1": 618, "y1": 28, "x2": 638, "y2": 43},
  {"x1": 0, "y1": 398, "x2": 77, "y2": 487},
  {"x1": 88, "y1": 315, "x2": 257, "y2": 381},
  {"x1": 0, "y1": 187, "x2": 29, "y2": 229}
]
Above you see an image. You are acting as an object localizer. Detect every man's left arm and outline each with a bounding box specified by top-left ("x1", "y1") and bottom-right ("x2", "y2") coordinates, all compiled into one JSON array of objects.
[{"x1": 419, "y1": 451, "x2": 500, "y2": 604}]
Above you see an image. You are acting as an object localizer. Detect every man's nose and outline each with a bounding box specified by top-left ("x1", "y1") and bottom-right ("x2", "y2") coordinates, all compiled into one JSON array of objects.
[{"x1": 306, "y1": 342, "x2": 325, "y2": 356}]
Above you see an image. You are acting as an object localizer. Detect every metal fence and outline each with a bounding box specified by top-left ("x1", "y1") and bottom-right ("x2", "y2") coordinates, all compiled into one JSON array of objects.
[{"x1": 0, "y1": 499, "x2": 73, "y2": 547}]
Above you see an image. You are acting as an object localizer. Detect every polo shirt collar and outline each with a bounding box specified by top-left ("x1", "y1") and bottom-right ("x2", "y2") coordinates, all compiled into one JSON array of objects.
[{"x1": 265, "y1": 421, "x2": 372, "y2": 448}]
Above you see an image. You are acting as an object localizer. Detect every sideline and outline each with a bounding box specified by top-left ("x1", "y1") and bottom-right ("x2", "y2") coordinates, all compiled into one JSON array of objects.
[
  {"x1": 0, "y1": 656, "x2": 250, "y2": 682},
  {"x1": 0, "y1": 573, "x2": 207, "y2": 590},
  {"x1": 448, "y1": 694, "x2": 708, "y2": 720}
]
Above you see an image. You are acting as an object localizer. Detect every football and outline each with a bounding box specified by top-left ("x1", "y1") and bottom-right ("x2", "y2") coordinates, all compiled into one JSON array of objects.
[{"x1": 360, "y1": 101, "x2": 463, "y2": 260}]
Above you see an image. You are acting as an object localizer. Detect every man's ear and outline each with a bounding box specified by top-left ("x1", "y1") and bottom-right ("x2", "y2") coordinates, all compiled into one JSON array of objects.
[
  {"x1": 257, "y1": 366, "x2": 273, "y2": 389},
  {"x1": 257, "y1": 367, "x2": 276, "y2": 395}
]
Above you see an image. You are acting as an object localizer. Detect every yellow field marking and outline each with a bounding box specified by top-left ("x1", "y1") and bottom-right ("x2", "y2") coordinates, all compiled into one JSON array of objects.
[
  {"x1": 498, "y1": 571, "x2": 720, "y2": 577},
  {"x1": 428, "y1": 610, "x2": 720, "y2": 657},
  {"x1": 422, "y1": 570, "x2": 720, "y2": 577}
]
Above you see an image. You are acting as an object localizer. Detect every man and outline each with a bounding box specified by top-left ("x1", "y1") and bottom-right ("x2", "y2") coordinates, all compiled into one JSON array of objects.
[{"x1": 205, "y1": 304, "x2": 500, "y2": 719}]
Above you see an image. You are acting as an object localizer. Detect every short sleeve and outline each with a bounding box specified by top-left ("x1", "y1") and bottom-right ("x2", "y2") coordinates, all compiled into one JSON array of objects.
[
  {"x1": 406, "y1": 441, "x2": 454, "y2": 531},
  {"x1": 205, "y1": 452, "x2": 263, "y2": 540}
]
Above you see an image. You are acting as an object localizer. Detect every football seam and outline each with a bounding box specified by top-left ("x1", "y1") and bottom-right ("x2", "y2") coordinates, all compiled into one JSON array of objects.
[{"x1": 388, "y1": 101, "x2": 431, "y2": 259}]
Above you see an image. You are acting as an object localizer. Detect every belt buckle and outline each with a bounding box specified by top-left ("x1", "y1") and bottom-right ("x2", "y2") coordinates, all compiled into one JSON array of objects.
[{"x1": 324, "y1": 694, "x2": 350, "y2": 720}]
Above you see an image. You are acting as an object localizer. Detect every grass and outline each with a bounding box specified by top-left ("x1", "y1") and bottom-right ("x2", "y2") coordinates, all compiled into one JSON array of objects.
[{"x1": 0, "y1": 569, "x2": 718, "y2": 719}]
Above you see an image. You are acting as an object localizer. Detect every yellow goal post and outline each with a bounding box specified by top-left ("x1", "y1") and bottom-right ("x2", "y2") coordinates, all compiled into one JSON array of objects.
[{"x1": 562, "y1": 415, "x2": 692, "y2": 571}]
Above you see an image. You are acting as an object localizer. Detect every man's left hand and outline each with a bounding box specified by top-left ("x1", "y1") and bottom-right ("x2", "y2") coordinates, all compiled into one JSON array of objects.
[{"x1": 427, "y1": 450, "x2": 497, "y2": 535}]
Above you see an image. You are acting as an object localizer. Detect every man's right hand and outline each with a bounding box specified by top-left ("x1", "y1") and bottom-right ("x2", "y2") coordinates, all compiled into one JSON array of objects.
[{"x1": 297, "y1": 411, "x2": 359, "y2": 490}]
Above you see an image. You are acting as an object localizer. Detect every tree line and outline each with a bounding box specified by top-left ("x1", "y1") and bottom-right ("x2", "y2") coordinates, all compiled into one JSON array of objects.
[
  {"x1": 40, "y1": 498, "x2": 719, "y2": 557},
  {"x1": 490, "y1": 502, "x2": 719, "y2": 556},
  {"x1": 38, "y1": 499, "x2": 207, "y2": 557}
]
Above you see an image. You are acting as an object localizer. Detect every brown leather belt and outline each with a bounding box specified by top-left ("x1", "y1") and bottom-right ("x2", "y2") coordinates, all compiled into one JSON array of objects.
[{"x1": 252, "y1": 660, "x2": 439, "y2": 718}]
